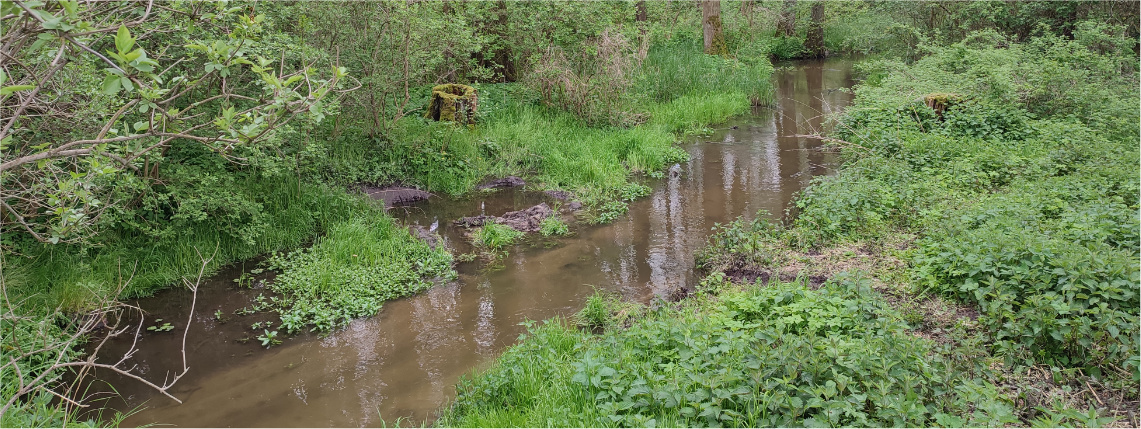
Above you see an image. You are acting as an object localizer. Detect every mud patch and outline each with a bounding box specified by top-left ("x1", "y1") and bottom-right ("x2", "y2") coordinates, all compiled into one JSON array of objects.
[
  {"x1": 477, "y1": 176, "x2": 525, "y2": 190},
  {"x1": 543, "y1": 190, "x2": 584, "y2": 212},
  {"x1": 544, "y1": 190, "x2": 573, "y2": 200},
  {"x1": 724, "y1": 265, "x2": 772, "y2": 284},
  {"x1": 409, "y1": 225, "x2": 441, "y2": 250},
  {"x1": 454, "y1": 203, "x2": 553, "y2": 233},
  {"x1": 360, "y1": 185, "x2": 432, "y2": 207}
]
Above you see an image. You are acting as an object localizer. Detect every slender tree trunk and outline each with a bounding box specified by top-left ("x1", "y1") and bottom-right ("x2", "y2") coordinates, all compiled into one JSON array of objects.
[
  {"x1": 777, "y1": 0, "x2": 797, "y2": 37},
  {"x1": 492, "y1": 0, "x2": 515, "y2": 82},
  {"x1": 740, "y1": 0, "x2": 756, "y2": 31},
  {"x1": 804, "y1": 2, "x2": 824, "y2": 58},
  {"x1": 701, "y1": 0, "x2": 725, "y2": 55},
  {"x1": 636, "y1": 0, "x2": 647, "y2": 22}
]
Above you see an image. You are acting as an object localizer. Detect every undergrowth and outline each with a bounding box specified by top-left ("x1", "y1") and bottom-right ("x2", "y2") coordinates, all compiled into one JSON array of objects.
[
  {"x1": 265, "y1": 210, "x2": 454, "y2": 333},
  {"x1": 441, "y1": 276, "x2": 1020, "y2": 427}
]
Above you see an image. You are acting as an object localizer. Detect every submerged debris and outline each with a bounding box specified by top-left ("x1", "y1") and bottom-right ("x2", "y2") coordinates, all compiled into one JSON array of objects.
[
  {"x1": 477, "y1": 176, "x2": 526, "y2": 190},
  {"x1": 360, "y1": 185, "x2": 431, "y2": 207},
  {"x1": 454, "y1": 203, "x2": 553, "y2": 233}
]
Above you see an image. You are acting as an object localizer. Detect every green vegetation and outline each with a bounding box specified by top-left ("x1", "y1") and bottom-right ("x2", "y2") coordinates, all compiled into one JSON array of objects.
[
  {"x1": 442, "y1": 14, "x2": 1140, "y2": 428},
  {"x1": 4, "y1": 0, "x2": 1138, "y2": 426},
  {"x1": 470, "y1": 221, "x2": 526, "y2": 253},
  {"x1": 265, "y1": 211, "x2": 454, "y2": 333},
  {"x1": 442, "y1": 277, "x2": 1021, "y2": 427},
  {"x1": 539, "y1": 217, "x2": 571, "y2": 237}
]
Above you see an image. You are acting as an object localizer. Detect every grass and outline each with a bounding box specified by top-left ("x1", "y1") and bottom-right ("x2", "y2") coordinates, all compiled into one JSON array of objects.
[
  {"x1": 539, "y1": 216, "x2": 570, "y2": 237},
  {"x1": 307, "y1": 37, "x2": 772, "y2": 210},
  {"x1": 265, "y1": 210, "x2": 454, "y2": 333},
  {"x1": 5, "y1": 176, "x2": 363, "y2": 313},
  {"x1": 470, "y1": 221, "x2": 525, "y2": 252}
]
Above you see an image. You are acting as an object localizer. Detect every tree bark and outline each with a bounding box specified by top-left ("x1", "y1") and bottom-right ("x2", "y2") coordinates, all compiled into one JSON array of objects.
[
  {"x1": 777, "y1": 0, "x2": 797, "y2": 37},
  {"x1": 804, "y1": 2, "x2": 825, "y2": 58},
  {"x1": 701, "y1": 0, "x2": 725, "y2": 55},
  {"x1": 636, "y1": 0, "x2": 647, "y2": 22}
]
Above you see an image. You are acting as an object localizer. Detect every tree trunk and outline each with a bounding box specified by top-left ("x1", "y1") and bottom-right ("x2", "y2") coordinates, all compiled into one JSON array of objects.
[
  {"x1": 493, "y1": 0, "x2": 515, "y2": 82},
  {"x1": 777, "y1": 0, "x2": 797, "y2": 37},
  {"x1": 701, "y1": 0, "x2": 725, "y2": 55},
  {"x1": 804, "y1": 2, "x2": 824, "y2": 58},
  {"x1": 636, "y1": 0, "x2": 647, "y2": 22}
]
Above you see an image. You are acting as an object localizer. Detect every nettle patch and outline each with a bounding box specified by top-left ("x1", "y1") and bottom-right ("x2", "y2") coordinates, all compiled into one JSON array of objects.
[{"x1": 444, "y1": 277, "x2": 1021, "y2": 427}]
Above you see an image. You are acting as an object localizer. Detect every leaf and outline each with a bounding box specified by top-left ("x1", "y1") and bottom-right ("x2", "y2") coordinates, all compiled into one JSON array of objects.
[
  {"x1": 0, "y1": 84, "x2": 35, "y2": 95},
  {"x1": 124, "y1": 47, "x2": 144, "y2": 62},
  {"x1": 100, "y1": 75, "x2": 121, "y2": 95},
  {"x1": 133, "y1": 121, "x2": 149, "y2": 132},
  {"x1": 114, "y1": 24, "x2": 134, "y2": 54}
]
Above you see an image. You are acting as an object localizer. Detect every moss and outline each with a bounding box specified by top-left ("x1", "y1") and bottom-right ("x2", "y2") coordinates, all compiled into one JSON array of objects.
[
  {"x1": 425, "y1": 83, "x2": 479, "y2": 125},
  {"x1": 705, "y1": 15, "x2": 728, "y2": 56}
]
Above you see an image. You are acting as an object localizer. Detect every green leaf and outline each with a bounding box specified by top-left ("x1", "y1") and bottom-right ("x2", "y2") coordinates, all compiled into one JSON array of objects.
[
  {"x1": 100, "y1": 75, "x2": 121, "y2": 95},
  {"x1": 0, "y1": 84, "x2": 35, "y2": 95},
  {"x1": 114, "y1": 24, "x2": 134, "y2": 54},
  {"x1": 124, "y1": 47, "x2": 144, "y2": 62},
  {"x1": 133, "y1": 121, "x2": 149, "y2": 132}
]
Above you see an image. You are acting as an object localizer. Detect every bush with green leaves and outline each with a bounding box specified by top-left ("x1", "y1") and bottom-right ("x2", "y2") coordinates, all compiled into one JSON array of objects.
[{"x1": 441, "y1": 276, "x2": 1018, "y2": 427}]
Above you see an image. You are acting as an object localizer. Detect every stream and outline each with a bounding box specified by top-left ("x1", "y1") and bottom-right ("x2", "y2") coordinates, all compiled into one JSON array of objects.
[{"x1": 84, "y1": 58, "x2": 855, "y2": 427}]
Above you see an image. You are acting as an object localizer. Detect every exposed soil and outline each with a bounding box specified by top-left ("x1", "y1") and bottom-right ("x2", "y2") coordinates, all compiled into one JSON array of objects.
[
  {"x1": 454, "y1": 203, "x2": 554, "y2": 233},
  {"x1": 477, "y1": 176, "x2": 526, "y2": 190},
  {"x1": 409, "y1": 225, "x2": 441, "y2": 250},
  {"x1": 542, "y1": 190, "x2": 583, "y2": 212},
  {"x1": 360, "y1": 184, "x2": 432, "y2": 207},
  {"x1": 543, "y1": 190, "x2": 573, "y2": 200}
]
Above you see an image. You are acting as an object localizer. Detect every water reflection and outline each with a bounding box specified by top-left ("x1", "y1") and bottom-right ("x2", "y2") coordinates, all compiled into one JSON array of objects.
[{"x1": 93, "y1": 58, "x2": 856, "y2": 427}]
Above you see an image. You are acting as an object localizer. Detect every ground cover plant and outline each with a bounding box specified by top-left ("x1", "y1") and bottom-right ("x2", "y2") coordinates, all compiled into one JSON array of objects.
[
  {"x1": 440, "y1": 277, "x2": 1029, "y2": 428},
  {"x1": 265, "y1": 210, "x2": 454, "y2": 333}
]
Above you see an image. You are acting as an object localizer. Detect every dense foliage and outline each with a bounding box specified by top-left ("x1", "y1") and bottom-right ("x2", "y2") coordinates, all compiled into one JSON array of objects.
[
  {"x1": 443, "y1": 278, "x2": 1029, "y2": 427},
  {"x1": 2, "y1": 0, "x2": 1138, "y2": 426},
  {"x1": 794, "y1": 25, "x2": 1140, "y2": 373},
  {"x1": 443, "y1": 12, "x2": 1140, "y2": 429}
]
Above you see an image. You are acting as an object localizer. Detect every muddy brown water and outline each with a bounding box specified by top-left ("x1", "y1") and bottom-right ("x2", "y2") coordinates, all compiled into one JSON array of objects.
[{"x1": 82, "y1": 58, "x2": 855, "y2": 427}]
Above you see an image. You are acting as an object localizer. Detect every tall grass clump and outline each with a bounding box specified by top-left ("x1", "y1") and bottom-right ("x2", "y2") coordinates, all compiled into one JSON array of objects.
[
  {"x1": 634, "y1": 34, "x2": 774, "y2": 106},
  {"x1": 470, "y1": 220, "x2": 525, "y2": 252},
  {"x1": 267, "y1": 210, "x2": 454, "y2": 333}
]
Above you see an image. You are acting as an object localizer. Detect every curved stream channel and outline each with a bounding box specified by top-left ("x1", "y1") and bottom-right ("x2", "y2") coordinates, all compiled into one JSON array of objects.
[{"x1": 86, "y1": 58, "x2": 854, "y2": 427}]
